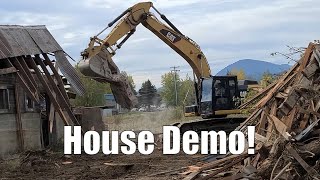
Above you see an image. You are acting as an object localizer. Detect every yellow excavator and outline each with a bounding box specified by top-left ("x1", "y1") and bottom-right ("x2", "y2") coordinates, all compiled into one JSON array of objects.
[{"x1": 79, "y1": 2, "x2": 246, "y2": 131}]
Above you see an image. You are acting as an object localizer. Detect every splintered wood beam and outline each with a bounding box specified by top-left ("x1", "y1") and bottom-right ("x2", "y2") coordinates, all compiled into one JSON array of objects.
[
  {"x1": 15, "y1": 73, "x2": 39, "y2": 103},
  {"x1": 17, "y1": 56, "x2": 38, "y2": 89},
  {"x1": 313, "y1": 48, "x2": 320, "y2": 65},
  {"x1": 299, "y1": 104, "x2": 313, "y2": 130},
  {"x1": 286, "y1": 143, "x2": 320, "y2": 179},
  {"x1": 7, "y1": 57, "x2": 39, "y2": 103},
  {"x1": 282, "y1": 107, "x2": 297, "y2": 131},
  {"x1": 239, "y1": 82, "x2": 276, "y2": 109},
  {"x1": 255, "y1": 64, "x2": 299, "y2": 109},
  {"x1": 25, "y1": 55, "x2": 73, "y2": 126},
  {"x1": 299, "y1": 43, "x2": 315, "y2": 72},
  {"x1": 34, "y1": 55, "x2": 80, "y2": 126},
  {"x1": 42, "y1": 53, "x2": 69, "y2": 103},
  {"x1": 10, "y1": 57, "x2": 38, "y2": 93},
  {"x1": 0, "y1": 67, "x2": 17, "y2": 75},
  {"x1": 199, "y1": 155, "x2": 249, "y2": 180},
  {"x1": 268, "y1": 114, "x2": 291, "y2": 140},
  {"x1": 257, "y1": 108, "x2": 269, "y2": 135},
  {"x1": 9, "y1": 57, "x2": 39, "y2": 102},
  {"x1": 14, "y1": 84, "x2": 24, "y2": 151}
]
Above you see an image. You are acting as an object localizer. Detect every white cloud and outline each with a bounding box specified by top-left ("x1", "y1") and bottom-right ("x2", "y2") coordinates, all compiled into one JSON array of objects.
[
  {"x1": 83, "y1": 0, "x2": 213, "y2": 9},
  {"x1": 1, "y1": 0, "x2": 319, "y2": 89}
]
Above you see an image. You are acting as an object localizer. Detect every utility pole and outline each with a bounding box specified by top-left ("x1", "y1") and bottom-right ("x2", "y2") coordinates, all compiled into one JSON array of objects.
[{"x1": 171, "y1": 66, "x2": 180, "y2": 106}]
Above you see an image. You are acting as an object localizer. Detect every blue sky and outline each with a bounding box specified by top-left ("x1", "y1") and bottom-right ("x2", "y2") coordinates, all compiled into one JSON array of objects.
[{"x1": 1, "y1": 0, "x2": 319, "y2": 88}]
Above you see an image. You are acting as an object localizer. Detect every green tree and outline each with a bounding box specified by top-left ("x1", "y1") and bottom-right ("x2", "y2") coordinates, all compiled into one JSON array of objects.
[
  {"x1": 161, "y1": 72, "x2": 179, "y2": 106},
  {"x1": 138, "y1": 80, "x2": 157, "y2": 111},
  {"x1": 180, "y1": 75, "x2": 196, "y2": 106},
  {"x1": 260, "y1": 71, "x2": 274, "y2": 88},
  {"x1": 160, "y1": 72, "x2": 196, "y2": 107},
  {"x1": 227, "y1": 68, "x2": 246, "y2": 80},
  {"x1": 72, "y1": 66, "x2": 111, "y2": 107}
]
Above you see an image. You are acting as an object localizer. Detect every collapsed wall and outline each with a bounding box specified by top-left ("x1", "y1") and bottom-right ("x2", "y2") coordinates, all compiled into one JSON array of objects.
[{"x1": 0, "y1": 25, "x2": 85, "y2": 155}]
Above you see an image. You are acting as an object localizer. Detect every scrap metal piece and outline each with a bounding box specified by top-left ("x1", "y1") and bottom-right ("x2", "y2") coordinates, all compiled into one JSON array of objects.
[
  {"x1": 78, "y1": 50, "x2": 138, "y2": 109},
  {"x1": 295, "y1": 118, "x2": 320, "y2": 141}
]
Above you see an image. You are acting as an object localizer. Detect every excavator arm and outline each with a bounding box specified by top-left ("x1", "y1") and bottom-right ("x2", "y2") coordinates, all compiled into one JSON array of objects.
[{"x1": 79, "y1": 2, "x2": 211, "y2": 109}]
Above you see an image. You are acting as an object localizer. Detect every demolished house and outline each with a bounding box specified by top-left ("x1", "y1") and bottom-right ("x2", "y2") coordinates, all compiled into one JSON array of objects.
[
  {"x1": 0, "y1": 25, "x2": 85, "y2": 156},
  {"x1": 180, "y1": 43, "x2": 320, "y2": 180}
]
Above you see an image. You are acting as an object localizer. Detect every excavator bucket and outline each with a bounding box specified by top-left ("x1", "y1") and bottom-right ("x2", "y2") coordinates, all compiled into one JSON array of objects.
[{"x1": 78, "y1": 50, "x2": 138, "y2": 109}]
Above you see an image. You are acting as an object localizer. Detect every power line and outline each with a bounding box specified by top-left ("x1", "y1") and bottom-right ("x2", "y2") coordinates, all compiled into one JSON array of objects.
[{"x1": 170, "y1": 66, "x2": 180, "y2": 106}]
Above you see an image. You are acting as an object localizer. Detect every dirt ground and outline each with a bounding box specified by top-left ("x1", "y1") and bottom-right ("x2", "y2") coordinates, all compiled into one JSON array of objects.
[{"x1": 0, "y1": 148, "x2": 204, "y2": 180}]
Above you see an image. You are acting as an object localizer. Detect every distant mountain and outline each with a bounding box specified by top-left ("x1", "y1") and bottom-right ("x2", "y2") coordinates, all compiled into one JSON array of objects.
[{"x1": 216, "y1": 59, "x2": 291, "y2": 80}]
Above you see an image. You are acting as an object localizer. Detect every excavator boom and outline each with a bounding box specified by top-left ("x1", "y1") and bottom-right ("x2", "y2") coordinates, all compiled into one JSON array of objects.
[{"x1": 79, "y1": 2, "x2": 211, "y2": 109}]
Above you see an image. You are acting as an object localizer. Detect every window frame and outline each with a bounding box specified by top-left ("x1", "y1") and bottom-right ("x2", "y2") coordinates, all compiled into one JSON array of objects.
[{"x1": 0, "y1": 85, "x2": 11, "y2": 113}]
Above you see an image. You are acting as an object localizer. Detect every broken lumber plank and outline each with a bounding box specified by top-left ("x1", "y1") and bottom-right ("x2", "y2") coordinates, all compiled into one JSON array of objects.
[
  {"x1": 7, "y1": 57, "x2": 39, "y2": 102},
  {"x1": 257, "y1": 108, "x2": 269, "y2": 135},
  {"x1": 265, "y1": 118, "x2": 274, "y2": 140},
  {"x1": 219, "y1": 173, "x2": 245, "y2": 180},
  {"x1": 103, "y1": 162, "x2": 134, "y2": 167},
  {"x1": 268, "y1": 115, "x2": 291, "y2": 140},
  {"x1": 272, "y1": 162, "x2": 292, "y2": 180},
  {"x1": 255, "y1": 133, "x2": 267, "y2": 144},
  {"x1": 299, "y1": 43, "x2": 315, "y2": 71},
  {"x1": 200, "y1": 154, "x2": 248, "y2": 171},
  {"x1": 286, "y1": 143, "x2": 320, "y2": 179},
  {"x1": 17, "y1": 56, "x2": 38, "y2": 89},
  {"x1": 255, "y1": 62, "x2": 299, "y2": 109},
  {"x1": 313, "y1": 48, "x2": 320, "y2": 65},
  {"x1": 10, "y1": 57, "x2": 38, "y2": 93},
  {"x1": 148, "y1": 167, "x2": 187, "y2": 177},
  {"x1": 299, "y1": 108, "x2": 320, "y2": 118},
  {"x1": 282, "y1": 107, "x2": 297, "y2": 131},
  {"x1": 239, "y1": 82, "x2": 276, "y2": 109},
  {"x1": 280, "y1": 90, "x2": 300, "y2": 110},
  {"x1": 26, "y1": 55, "x2": 73, "y2": 126},
  {"x1": 295, "y1": 118, "x2": 320, "y2": 141},
  {"x1": 182, "y1": 171, "x2": 201, "y2": 180},
  {"x1": 299, "y1": 106, "x2": 312, "y2": 131},
  {"x1": 0, "y1": 67, "x2": 17, "y2": 75},
  {"x1": 16, "y1": 72, "x2": 39, "y2": 103},
  {"x1": 42, "y1": 53, "x2": 69, "y2": 103},
  {"x1": 199, "y1": 155, "x2": 249, "y2": 180},
  {"x1": 14, "y1": 83, "x2": 24, "y2": 151},
  {"x1": 252, "y1": 154, "x2": 260, "y2": 168},
  {"x1": 302, "y1": 62, "x2": 319, "y2": 79},
  {"x1": 235, "y1": 109, "x2": 263, "y2": 132},
  {"x1": 34, "y1": 55, "x2": 80, "y2": 125}
]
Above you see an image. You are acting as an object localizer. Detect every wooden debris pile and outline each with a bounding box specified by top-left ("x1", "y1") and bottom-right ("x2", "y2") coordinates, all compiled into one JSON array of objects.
[{"x1": 183, "y1": 43, "x2": 320, "y2": 180}]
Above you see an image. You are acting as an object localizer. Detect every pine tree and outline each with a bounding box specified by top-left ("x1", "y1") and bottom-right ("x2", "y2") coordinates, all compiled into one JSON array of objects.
[{"x1": 138, "y1": 80, "x2": 157, "y2": 111}]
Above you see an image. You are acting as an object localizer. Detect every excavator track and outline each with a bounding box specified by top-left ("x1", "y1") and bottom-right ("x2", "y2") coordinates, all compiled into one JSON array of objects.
[{"x1": 177, "y1": 116, "x2": 248, "y2": 134}]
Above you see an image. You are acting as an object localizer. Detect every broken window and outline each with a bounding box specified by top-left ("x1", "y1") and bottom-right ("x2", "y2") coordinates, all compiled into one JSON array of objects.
[
  {"x1": 0, "y1": 88, "x2": 9, "y2": 112},
  {"x1": 25, "y1": 94, "x2": 34, "y2": 111}
]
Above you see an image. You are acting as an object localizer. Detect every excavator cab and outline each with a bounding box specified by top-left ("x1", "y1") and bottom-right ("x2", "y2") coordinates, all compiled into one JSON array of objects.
[{"x1": 200, "y1": 76, "x2": 240, "y2": 118}]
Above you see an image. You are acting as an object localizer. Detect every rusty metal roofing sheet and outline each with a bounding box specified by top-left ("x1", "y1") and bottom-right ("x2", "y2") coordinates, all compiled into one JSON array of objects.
[{"x1": 0, "y1": 25, "x2": 62, "y2": 59}]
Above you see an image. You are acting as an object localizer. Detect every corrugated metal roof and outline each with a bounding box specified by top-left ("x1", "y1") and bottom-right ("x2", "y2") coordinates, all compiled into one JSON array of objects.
[
  {"x1": 0, "y1": 25, "x2": 62, "y2": 59},
  {"x1": 55, "y1": 51, "x2": 86, "y2": 96},
  {"x1": 0, "y1": 25, "x2": 85, "y2": 95}
]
